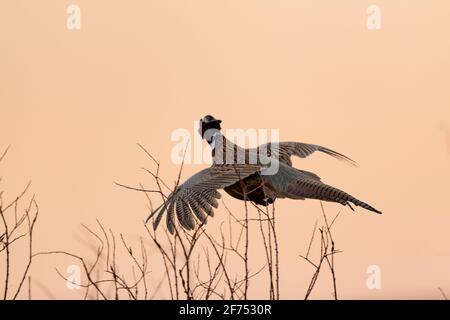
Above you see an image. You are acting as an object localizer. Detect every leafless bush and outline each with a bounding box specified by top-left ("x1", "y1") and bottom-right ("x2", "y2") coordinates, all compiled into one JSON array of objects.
[
  {"x1": 299, "y1": 202, "x2": 340, "y2": 300},
  {"x1": 116, "y1": 144, "x2": 321, "y2": 300},
  {"x1": 2, "y1": 144, "x2": 342, "y2": 300},
  {"x1": 0, "y1": 146, "x2": 38, "y2": 300},
  {"x1": 34, "y1": 220, "x2": 151, "y2": 300},
  {"x1": 112, "y1": 144, "x2": 279, "y2": 299}
]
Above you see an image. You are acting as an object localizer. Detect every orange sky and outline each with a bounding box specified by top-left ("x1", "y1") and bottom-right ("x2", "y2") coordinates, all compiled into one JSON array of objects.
[{"x1": 1, "y1": 0, "x2": 450, "y2": 299}]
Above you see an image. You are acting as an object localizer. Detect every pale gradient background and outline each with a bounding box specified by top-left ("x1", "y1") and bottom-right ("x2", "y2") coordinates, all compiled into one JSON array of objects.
[{"x1": 1, "y1": 0, "x2": 450, "y2": 299}]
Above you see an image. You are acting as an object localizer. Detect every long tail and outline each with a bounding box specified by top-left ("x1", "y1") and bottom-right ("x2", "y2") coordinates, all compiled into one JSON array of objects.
[{"x1": 285, "y1": 179, "x2": 382, "y2": 214}]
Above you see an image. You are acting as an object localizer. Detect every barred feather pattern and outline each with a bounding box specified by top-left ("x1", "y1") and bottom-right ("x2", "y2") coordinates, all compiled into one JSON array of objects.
[
  {"x1": 285, "y1": 178, "x2": 382, "y2": 214},
  {"x1": 147, "y1": 163, "x2": 261, "y2": 234},
  {"x1": 255, "y1": 142, "x2": 358, "y2": 167},
  {"x1": 259, "y1": 162, "x2": 382, "y2": 214}
]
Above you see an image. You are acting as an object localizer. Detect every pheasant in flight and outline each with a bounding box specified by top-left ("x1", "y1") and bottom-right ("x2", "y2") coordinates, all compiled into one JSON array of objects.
[{"x1": 147, "y1": 115, "x2": 381, "y2": 233}]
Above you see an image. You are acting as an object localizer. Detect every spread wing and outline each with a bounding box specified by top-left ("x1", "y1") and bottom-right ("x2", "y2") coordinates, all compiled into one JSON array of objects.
[
  {"x1": 146, "y1": 164, "x2": 261, "y2": 233},
  {"x1": 255, "y1": 142, "x2": 357, "y2": 167}
]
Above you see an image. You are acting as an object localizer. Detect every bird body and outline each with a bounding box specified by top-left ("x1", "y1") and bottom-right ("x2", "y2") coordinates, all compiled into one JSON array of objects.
[{"x1": 147, "y1": 115, "x2": 381, "y2": 234}]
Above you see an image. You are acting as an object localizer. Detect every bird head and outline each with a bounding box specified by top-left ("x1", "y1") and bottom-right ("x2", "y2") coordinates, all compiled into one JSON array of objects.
[{"x1": 198, "y1": 115, "x2": 222, "y2": 143}]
